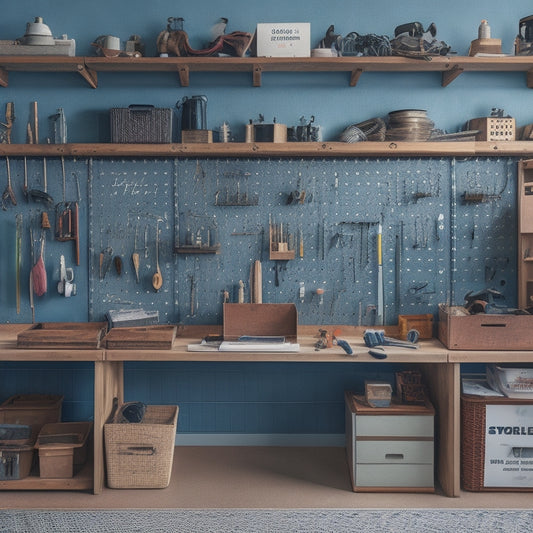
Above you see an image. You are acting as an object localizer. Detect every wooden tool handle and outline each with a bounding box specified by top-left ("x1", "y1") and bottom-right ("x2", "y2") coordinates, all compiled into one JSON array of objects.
[{"x1": 33, "y1": 101, "x2": 38, "y2": 144}]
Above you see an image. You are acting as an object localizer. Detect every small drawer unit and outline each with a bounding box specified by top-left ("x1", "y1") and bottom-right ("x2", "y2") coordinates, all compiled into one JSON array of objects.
[{"x1": 345, "y1": 392, "x2": 435, "y2": 492}]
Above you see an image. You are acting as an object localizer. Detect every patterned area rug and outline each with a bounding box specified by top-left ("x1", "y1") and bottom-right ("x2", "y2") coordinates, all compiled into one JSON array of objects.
[{"x1": 1, "y1": 508, "x2": 533, "y2": 533}]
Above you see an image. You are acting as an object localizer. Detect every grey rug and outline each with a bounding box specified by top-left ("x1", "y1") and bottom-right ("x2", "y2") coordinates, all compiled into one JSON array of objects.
[{"x1": 1, "y1": 508, "x2": 532, "y2": 533}]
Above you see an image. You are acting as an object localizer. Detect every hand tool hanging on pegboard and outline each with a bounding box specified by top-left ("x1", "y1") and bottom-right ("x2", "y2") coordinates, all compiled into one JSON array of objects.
[
  {"x1": 55, "y1": 157, "x2": 80, "y2": 265},
  {"x1": 2, "y1": 156, "x2": 16, "y2": 210}
]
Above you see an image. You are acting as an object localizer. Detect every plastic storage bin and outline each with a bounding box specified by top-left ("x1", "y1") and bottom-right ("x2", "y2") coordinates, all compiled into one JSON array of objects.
[{"x1": 0, "y1": 424, "x2": 34, "y2": 480}]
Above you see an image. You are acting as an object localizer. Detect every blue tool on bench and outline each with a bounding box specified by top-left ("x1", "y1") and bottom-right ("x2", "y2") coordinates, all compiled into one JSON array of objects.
[{"x1": 363, "y1": 329, "x2": 419, "y2": 349}]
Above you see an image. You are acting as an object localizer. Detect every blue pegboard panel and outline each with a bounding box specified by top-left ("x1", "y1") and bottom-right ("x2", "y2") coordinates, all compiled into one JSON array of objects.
[
  {"x1": 451, "y1": 157, "x2": 517, "y2": 308},
  {"x1": 88, "y1": 158, "x2": 177, "y2": 322},
  {"x1": 0, "y1": 155, "x2": 518, "y2": 326}
]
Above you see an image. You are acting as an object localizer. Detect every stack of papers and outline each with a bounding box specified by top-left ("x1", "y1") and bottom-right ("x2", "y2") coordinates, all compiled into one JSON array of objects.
[{"x1": 188, "y1": 335, "x2": 300, "y2": 353}]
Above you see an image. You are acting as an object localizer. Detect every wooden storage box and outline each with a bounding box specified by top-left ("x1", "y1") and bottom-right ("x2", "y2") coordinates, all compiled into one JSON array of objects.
[
  {"x1": 16, "y1": 322, "x2": 107, "y2": 350},
  {"x1": 35, "y1": 421, "x2": 92, "y2": 479},
  {"x1": 0, "y1": 394, "x2": 63, "y2": 441},
  {"x1": 438, "y1": 304, "x2": 533, "y2": 350},
  {"x1": 181, "y1": 130, "x2": 212, "y2": 143},
  {"x1": 467, "y1": 116, "x2": 515, "y2": 141},
  {"x1": 398, "y1": 314, "x2": 433, "y2": 340},
  {"x1": 223, "y1": 303, "x2": 297, "y2": 342},
  {"x1": 345, "y1": 392, "x2": 435, "y2": 492},
  {"x1": 103, "y1": 325, "x2": 177, "y2": 349},
  {"x1": 461, "y1": 394, "x2": 533, "y2": 491},
  {"x1": 105, "y1": 404, "x2": 178, "y2": 489}
]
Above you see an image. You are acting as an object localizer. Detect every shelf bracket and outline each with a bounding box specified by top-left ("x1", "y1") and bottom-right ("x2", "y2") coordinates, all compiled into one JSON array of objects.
[
  {"x1": 0, "y1": 67, "x2": 8, "y2": 88},
  {"x1": 527, "y1": 69, "x2": 533, "y2": 89},
  {"x1": 178, "y1": 65, "x2": 190, "y2": 87},
  {"x1": 350, "y1": 68, "x2": 363, "y2": 87},
  {"x1": 442, "y1": 65, "x2": 464, "y2": 87},
  {"x1": 78, "y1": 64, "x2": 98, "y2": 88},
  {"x1": 253, "y1": 64, "x2": 262, "y2": 87}
]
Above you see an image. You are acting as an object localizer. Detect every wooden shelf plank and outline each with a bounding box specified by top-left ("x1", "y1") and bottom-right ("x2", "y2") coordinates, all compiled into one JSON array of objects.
[
  {"x1": 0, "y1": 141, "x2": 532, "y2": 158},
  {"x1": 0, "y1": 55, "x2": 531, "y2": 87}
]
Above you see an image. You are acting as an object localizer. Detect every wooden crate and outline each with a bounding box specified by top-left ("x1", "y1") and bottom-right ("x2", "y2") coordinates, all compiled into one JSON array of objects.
[
  {"x1": 438, "y1": 304, "x2": 533, "y2": 350},
  {"x1": 103, "y1": 325, "x2": 177, "y2": 349},
  {"x1": 16, "y1": 322, "x2": 107, "y2": 349}
]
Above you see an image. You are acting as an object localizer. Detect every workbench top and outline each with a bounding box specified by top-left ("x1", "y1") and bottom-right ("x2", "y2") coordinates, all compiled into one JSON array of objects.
[{"x1": 3, "y1": 323, "x2": 533, "y2": 363}]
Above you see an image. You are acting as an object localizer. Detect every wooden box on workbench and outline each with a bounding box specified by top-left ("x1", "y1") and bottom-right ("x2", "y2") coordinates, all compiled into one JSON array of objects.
[
  {"x1": 223, "y1": 303, "x2": 297, "y2": 342},
  {"x1": 438, "y1": 304, "x2": 533, "y2": 350}
]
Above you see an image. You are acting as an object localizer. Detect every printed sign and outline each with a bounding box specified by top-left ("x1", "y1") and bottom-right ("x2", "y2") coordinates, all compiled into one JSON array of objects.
[{"x1": 484, "y1": 404, "x2": 533, "y2": 487}]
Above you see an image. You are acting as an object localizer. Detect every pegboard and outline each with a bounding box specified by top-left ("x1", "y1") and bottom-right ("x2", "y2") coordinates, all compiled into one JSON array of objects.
[
  {"x1": 174, "y1": 156, "x2": 452, "y2": 325},
  {"x1": 0, "y1": 155, "x2": 518, "y2": 326},
  {"x1": 88, "y1": 158, "x2": 177, "y2": 322}
]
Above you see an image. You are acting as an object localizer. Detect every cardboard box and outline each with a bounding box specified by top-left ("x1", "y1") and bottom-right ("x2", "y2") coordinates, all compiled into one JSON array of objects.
[
  {"x1": 256, "y1": 23, "x2": 310, "y2": 57},
  {"x1": 0, "y1": 394, "x2": 63, "y2": 441},
  {"x1": 35, "y1": 421, "x2": 92, "y2": 478},
  {"x1": 438, "y1": 304, "x2": 533, "y2": 350}
]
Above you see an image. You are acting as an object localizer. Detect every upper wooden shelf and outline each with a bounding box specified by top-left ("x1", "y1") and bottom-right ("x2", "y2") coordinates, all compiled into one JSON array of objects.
[
  {"x1": 0, "y1": 141, "x2": 532, "y2": 158},
  {"x1": 2, "y1": 55, "x2": 533, "y2": 88}
]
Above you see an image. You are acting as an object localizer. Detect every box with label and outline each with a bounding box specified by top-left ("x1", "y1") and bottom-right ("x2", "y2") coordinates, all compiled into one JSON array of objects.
[
  {"x1": 256, "y1": 23, "x2": 310, "y2": 57},
  {"x1": 462, "y1": 394, "x2": 533, "y2": 490}
]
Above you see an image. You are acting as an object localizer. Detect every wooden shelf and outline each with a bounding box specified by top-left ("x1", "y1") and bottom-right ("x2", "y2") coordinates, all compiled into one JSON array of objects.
[
  {"x1": 0, "y1": 141, "x2": 533, "y2": 158},
  {"x1": 0, "y1": 458, "x2": 93, "y2": 491},
  {"x1": 1, "y1": 55, "x2": 533, "y2": 88}
]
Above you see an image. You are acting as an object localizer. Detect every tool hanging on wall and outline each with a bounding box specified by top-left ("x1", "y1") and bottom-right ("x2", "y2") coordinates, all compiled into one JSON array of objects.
[
  {"x1": 15, "y1": 213, "x2": 22, "y2": 314},
  {"x1": 132, "y1": 226, "x2": 140, "y2": 283},
  {"x1": 57, "y1": 255, "x2": 76, "y2": 297},
  {"x1": 29, "y1": 157, "x2": 53, "y2": 205},
  {"x1": 31, "y1": 229, "x2": 47, "y2": 297},
  {"x1": 152, "y1": 221, "x2": 163, "y2": 291},
  {"x1": 1, "y1": 102, "x2": 14, "y2": 144},
  {"x1": 28, "y1": 228, "x2": 35, "y2": 322},
  {"x1": 249, "y1": 259, "x2": 262, "y2": 303},
  {"x1": 2, "y1": 156, "x2": 16, "y2": 210},
  {"x1": 99, "y1": 246, "x2": 113, "y2": 280},
  {"x1": 55, "y1": 157, "x2": 79, "y2": 265},
  {"x1": 376, "y1": 222, "x2": 384, "y2": 325}
]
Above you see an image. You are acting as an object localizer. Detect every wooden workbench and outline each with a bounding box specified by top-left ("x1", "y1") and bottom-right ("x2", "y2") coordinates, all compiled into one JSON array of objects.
[{"x1": 0, "y1": 323, "x2": 525, "y2": 498}]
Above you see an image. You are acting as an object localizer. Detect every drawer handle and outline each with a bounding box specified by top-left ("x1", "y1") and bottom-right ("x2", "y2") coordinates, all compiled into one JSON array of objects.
[{"x1": 385, "y1": 453, "x2": 404, "y2": 460}]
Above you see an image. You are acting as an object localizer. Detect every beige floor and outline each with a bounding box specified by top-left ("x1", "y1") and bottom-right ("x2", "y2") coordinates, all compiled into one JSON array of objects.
[{"x1": 1, "y1": 447, "x2": 532, "y2": 509}]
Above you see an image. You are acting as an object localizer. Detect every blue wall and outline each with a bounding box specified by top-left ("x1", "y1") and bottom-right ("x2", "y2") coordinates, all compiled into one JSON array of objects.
[{"x1": 0, "y1": 1, "x2": 529, "y2": 438}]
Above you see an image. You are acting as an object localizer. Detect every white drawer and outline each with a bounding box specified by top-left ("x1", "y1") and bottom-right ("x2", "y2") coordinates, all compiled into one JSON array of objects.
[
  {"x1": 354, "y1": 463, "x2": 434, "y2": 488},
  {"x1": 355, "y1": 414, "x2": 433, "y2": 438},
  {"x1": 355, "y1": 439, "x2": 433, "y2": 464}
]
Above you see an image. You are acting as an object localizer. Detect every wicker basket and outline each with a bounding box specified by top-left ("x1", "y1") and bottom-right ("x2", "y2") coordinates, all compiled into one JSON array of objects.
[
  {"x1": 110, "y1": 106, "x2": 173, "y2": 143},
  {"x1": 104, "y1": 404, "x2": 178, "y2": 489},
  {"x1": 461, "y1": 394, "x2": 533, "y2": 491}
]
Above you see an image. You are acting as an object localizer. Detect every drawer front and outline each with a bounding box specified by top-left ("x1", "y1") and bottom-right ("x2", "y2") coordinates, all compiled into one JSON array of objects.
[
  {"x1": 356, "y1": 415, "x2": 433, "y2": 438},
  {"x1": 355, "y1": 440, "x2": 433, "y2": 465},
  {"x1": 354, "y1": 463, "x2": 434, "y2": 488}
]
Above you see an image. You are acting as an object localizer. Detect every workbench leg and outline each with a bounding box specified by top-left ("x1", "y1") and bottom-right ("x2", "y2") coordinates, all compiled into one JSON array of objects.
[
  {"x1": 93, "y1": 360, "x2": 124, "y2": 495},
  {"x1": 419, "y1": 362, "x2": 461, "y2": 497}
]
